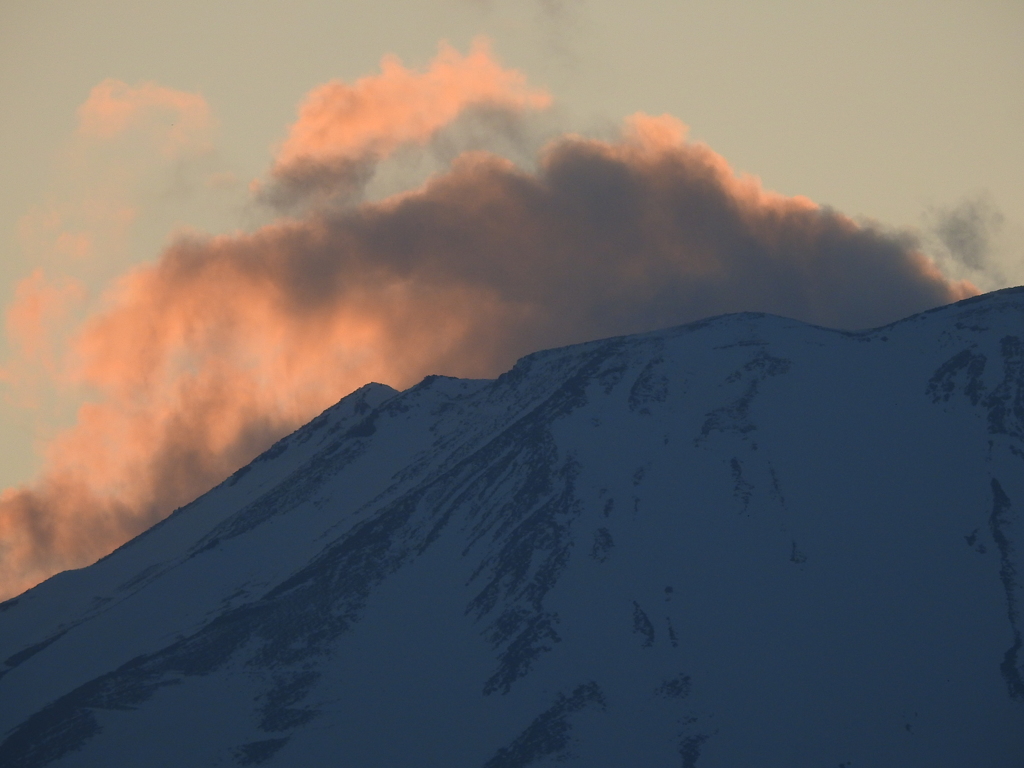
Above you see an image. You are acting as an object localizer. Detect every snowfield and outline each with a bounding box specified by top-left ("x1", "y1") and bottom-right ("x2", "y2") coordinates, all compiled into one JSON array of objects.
[{"x1": 1, "y1": 287, "x2": 1022, "y2": 767}]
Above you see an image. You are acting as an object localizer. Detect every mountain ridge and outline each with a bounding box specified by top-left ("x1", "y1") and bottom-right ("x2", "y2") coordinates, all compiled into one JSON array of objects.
[{"x1": 1, "y1": 287, "x2": 1023, "y2": 766}]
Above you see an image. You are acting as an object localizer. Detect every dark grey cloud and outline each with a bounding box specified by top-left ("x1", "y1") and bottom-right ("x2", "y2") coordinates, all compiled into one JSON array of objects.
[
  {"x1": 928, "y1": 194, "x2": 1004, "y2": 271},
  {"x1": 285, "y1": 125, "x2": 972, "y2": 337},
  {"x1": 258, "y1": 155, "x2": 377, "y2": 211}
]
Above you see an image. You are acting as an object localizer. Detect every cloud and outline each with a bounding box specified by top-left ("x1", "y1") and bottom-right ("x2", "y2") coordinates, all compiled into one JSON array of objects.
[
  {"x1": 927, "y1": 194, "x2": 1005, "y2": 271},
  {"x1": 77, "y1": 79, "x2": 215, "y2": 157},
  {"x1": 18, "y1": 79, "x2": 219, "y2": 288},
  {"x1": 0, "y1": 270, "x2": 86, "y2": 412},
  {"x1": 263, "y1": 38, "x2": 551, "y2": 207},
  {"x1": 0, "y1": 51, "x2": 975, "y2": 601}
]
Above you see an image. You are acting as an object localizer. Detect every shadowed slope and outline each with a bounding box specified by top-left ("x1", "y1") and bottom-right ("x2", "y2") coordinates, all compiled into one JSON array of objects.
[{"x1": 1, "y1": 288, "x2": 1022, "y2": 767}]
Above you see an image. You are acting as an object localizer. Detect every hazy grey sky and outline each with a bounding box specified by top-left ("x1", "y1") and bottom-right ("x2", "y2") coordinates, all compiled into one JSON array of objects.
[{"x1": 0, "y1": 0, "x2": 1021, "y2": 493}]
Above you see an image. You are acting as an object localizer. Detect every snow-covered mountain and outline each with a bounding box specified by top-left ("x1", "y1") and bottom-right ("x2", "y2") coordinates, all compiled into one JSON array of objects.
[{"x1": 1, "y1": 288, "x2": 1022, "y2": 767}]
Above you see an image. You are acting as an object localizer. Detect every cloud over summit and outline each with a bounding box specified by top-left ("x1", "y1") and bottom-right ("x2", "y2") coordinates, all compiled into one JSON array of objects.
[
  {"x1": 262, "y1": 39, "x2": 551, "y2": 208},
  {"x1": 0, "y1": 43, "x2": 975, "y2": 600}
]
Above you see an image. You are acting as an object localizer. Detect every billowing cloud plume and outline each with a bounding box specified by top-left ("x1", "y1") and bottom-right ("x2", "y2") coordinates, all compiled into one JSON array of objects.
[
  {"x1": 0, "y1": 48, "x2": 975, "y2": 601},
  {"x1": 263, "y1": 38, "x2": 551, "y2": 206}
]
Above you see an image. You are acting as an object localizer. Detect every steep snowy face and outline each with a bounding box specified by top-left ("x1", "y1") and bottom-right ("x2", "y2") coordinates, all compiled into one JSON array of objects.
[{"x1": 1, "y1": 288, "x2": 1022, "y2": 767}]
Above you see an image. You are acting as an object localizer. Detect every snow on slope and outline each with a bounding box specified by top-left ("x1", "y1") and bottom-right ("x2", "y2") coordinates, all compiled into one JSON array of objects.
[{"x1": 0, "y1": 288, "x2": 1022, "y2": 767}]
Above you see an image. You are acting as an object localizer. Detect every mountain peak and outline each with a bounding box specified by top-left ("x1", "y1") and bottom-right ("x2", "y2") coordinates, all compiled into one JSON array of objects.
[{"x1": 2, "y1": 290, "x2": 1022, "y2": 766}]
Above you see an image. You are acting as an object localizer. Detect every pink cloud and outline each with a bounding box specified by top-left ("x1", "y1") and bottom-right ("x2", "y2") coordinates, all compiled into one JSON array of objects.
[
  {"x1": 264, "y1": 38, "x2": 551, "y2": 204},
  {"x1": 77, "y1": 79, "x2": 215, "y2": 156},
  {"x1": 1, "y1": 269, "x2": 85, "y2": 402}
]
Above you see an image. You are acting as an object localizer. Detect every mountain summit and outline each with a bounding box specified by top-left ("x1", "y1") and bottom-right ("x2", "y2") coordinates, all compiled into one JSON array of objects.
[{"x1": 1, "y1": 288, "x2": 1022, "y2": 767}]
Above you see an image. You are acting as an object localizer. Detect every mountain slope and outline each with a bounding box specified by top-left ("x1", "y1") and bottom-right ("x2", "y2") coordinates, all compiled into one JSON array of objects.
[{"x1": 1, "y1": 288, "x2": 1022, "y2": 767}]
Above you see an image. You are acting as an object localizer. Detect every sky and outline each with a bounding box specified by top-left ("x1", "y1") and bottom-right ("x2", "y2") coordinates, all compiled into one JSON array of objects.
[{"x1": 0, "y1": 0, "x2": 1021, "y2": 598}]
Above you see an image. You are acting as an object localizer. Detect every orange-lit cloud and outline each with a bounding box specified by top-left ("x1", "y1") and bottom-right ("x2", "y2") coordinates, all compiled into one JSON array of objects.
[
  {"x1": 263, "y1": 38, "x2": 551, "y2": 205},
  {"x1": 19, "y1": 79, "x2": 214, "y2": 283},
  {"x1": 18, "y1": 202, "x2": 137, "y2": 270},
  {"x1": 0, "y1": 52, "x2": 976, "y2": 601},
  {"x1": 77, "y1": 78, "x2": 215, "y2": 156},
  {"x1": 1, "y1": 269, "x2": 85, "y2": 405},
  {"x1": 5, "y1": 270, "x2": 84, "y2": 363}
]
